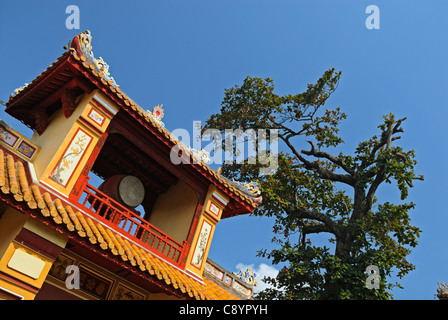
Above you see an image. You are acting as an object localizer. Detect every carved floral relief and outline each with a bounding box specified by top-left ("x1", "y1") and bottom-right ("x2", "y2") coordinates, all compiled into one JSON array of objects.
[
  {"x1": 191, "y1": 220, "x2": 212, "y2": 269},
  {"x1": 51, "y1": 129, "x2": 92, "y2": 186}
]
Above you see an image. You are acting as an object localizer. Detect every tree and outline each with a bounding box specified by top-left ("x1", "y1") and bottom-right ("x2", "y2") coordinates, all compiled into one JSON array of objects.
[{"x1": 204, "y1": 69, "x2": 423, "y2": 299}]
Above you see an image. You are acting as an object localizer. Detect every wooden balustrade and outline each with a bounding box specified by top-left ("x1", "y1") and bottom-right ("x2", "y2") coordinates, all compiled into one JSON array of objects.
[{"x1": 78, "y1": 183, "x2": 186, "y2": 266}]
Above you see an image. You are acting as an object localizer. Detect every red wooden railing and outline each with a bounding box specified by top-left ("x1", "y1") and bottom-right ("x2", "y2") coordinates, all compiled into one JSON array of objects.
[{"x1": 78, "y1": 183, "x2": 187, "y2": 266}]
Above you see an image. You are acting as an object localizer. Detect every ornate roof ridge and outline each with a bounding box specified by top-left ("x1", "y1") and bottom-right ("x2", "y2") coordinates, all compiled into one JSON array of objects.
[{"x1": 217, "y1": 174, "x2": 262, "y2": 202}]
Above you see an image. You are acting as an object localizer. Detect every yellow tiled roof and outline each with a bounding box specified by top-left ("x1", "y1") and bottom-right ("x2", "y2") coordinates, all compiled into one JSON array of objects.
[{"x1": 0, "y1": 148, "x2": 239, "y2": 300}]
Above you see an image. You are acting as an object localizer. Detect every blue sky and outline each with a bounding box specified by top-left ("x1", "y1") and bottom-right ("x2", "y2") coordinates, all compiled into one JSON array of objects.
[{"x1": 0, "y1": 1, "x2": 447, "y2": 299}]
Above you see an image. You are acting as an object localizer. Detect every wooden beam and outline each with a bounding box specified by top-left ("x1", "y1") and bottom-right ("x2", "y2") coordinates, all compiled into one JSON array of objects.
[
  {"x1": 33, "y1": 76, "x2": 93, "y2": 111},
  {"x1": 107, "y1": 132, "x2": 178, "y2": 186}
]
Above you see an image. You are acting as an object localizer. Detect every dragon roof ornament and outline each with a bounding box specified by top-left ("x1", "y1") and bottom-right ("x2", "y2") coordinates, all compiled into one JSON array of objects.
[
  {"x1": 214, "y1": 172, "x2": 262, "y2": 203},
  {"x1": 65, "y1": 30, "x2": 118, "y2": 88},
  {"x1": 232, "y1": 180, "x2": 262, "y2": 199}
]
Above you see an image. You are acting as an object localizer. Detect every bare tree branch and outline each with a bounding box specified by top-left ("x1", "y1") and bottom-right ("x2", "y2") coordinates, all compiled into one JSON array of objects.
[
  {"x1": 302, "y1": 223, "x2": 332, "y2": 235},
  {"x1": 284, "y1": 205, "x2": 342, "y2": 238},
  {"x1": 365, "y1": 119, "x2": 395, "y2": 206},
  {"x1": 279, "y1": 134, "x2": 356, "y2": 187},
  {"x1": 301, "y1": 140, "x2": 355, "y2": 175}
]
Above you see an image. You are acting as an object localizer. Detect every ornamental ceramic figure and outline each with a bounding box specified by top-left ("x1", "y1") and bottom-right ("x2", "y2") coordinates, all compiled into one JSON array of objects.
[
  {"x1": 152, "y1": 105, "x2": 164, "y2": 120},
  {"x1": 243, "y1": 181, "x2": 261, "y2": 197},
  {"x1": 198, "y1": 149, "x2": 210, "y2": 164},
  {"x1": 95, "y1": 57, "x2": 110, "y2": 77},
  {"x1": 76, "y1": 30, "x2": 93, "y2": 58},
  {"x1": 11, "y1": 83, "x2": 29, "y2": 98}
]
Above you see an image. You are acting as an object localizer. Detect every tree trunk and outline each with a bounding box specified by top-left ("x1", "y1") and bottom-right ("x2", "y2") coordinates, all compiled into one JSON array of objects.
[{"x1": 321, "y1": 231, "x2": 353, "y2": 299}]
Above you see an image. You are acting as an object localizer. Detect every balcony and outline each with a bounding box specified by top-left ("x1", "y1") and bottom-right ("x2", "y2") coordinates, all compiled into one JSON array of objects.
[{"x1": 77, "y1": 183, "x2": 187, "y2": 267}]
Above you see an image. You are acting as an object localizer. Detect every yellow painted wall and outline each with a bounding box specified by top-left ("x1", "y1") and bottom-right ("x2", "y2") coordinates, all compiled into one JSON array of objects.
[
  {"x1": 0, "y1": 208, "x2": 68, "y2": 300},
  {"x1": 0, "y1": 242, "x2": 54, "y2": 300},
  {"x1": 148, "y1": 180, "x2": 198, "y2": 243},
  {"x1": 0, "y1": 207, "x2": 28, "y2": 259},
  {"x1": 41, "y1": 123, "x2": 98, "y2": 195},
  {"x1": 31, "y1": 92, "x2": 89, "y2": 180},
  {"x1": 0, "y1": 278, "x2": 34, "y2": 300},
  {"x1": 23, "y1": 218, "x2": 68, "y2": 249},
  {"x1": 31, "y1": 89, "x2": 118, "y2": 196}
]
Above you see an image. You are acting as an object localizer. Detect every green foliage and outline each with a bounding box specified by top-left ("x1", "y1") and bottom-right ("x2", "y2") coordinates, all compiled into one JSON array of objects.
[{"x1": 205, "y1": 69, "x2": 423, "y2": 300}]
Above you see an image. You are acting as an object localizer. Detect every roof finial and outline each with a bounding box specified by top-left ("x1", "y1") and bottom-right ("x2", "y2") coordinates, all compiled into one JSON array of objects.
[
  {"x1": 66, "y1": 30, "x2": 118, "y2": 87},
  {"x1": 146, "y1": 104, "x2": 165, "y2": 127}
]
